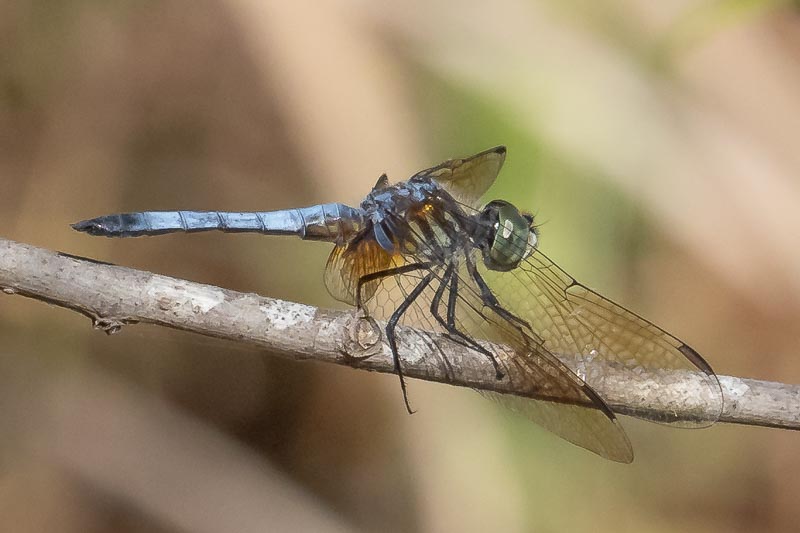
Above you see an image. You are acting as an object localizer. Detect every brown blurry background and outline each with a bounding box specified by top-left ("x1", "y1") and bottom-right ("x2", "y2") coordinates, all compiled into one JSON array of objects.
[{"x1": 2, "y1": 1, "x2": 800, "y2": 531}]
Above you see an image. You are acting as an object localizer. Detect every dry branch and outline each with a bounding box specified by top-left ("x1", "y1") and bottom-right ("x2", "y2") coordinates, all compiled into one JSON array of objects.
[{"x1": 0, "y1": 237, "x2": 797, "y2": 430}]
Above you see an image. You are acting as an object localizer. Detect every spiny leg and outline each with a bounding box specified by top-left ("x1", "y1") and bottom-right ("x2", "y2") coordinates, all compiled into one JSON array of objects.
[
  {"x1": 428, "y1": 262, "x2": 471, "y2": 344},
  {"x1": 355, "y1": 262, "x2": 431, "y2": 310},
  {"x1": 354, "y1": 261, "x2": 434, "y2": 413},
  {"x1": 386, "y1": 272, "x2": 436, "y2": 414},
  {"x1": 446, "y1": 262, "x2": 505, "y2": 379},
  {"x1": 398, "y1": 211, "x2": 507, "y2": 379},
  {"x1": 464, "y1": 252, "x2": 536, "y2": 352},
  {"x1": 429, "y1": 262, "x2": 505, "y2": 379},
  {"x1": 465, "y1": 254, "x2": 530, "y2": 331},
  {"x1": 384, "y1": 217, "x2": 510, "y2": 380},
  {"x1": 428, "y1": 264, "x2": 485, "y2": 354}
]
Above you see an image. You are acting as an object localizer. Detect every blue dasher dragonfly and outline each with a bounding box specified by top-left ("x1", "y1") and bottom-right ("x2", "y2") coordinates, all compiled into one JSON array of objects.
[{"x1": 73, "y1": 146, "x2": 723, "y2": 462}]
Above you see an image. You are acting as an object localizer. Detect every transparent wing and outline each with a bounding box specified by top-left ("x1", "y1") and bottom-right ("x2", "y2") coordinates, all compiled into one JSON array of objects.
[
  {"x1": 364, "y1": 251, "x2": 634, "y2": 463},
  {"x1": 324, "y1": 237, "x2": 397, "y2": 305},
  {"x1": 480, "y1": 247, "x2": 724, "y2": 427},
  {"x1": 412, "y1": 146, "x2": 506, "y2": 208}
]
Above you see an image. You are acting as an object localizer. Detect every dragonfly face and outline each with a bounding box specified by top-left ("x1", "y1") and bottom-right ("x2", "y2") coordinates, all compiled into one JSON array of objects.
[
  {"x1": 476, "y1": 200, "x2": 538, "y2": 272},
  {"x1": 72, "y1": 145, "x2": 723, "y2": 463}
]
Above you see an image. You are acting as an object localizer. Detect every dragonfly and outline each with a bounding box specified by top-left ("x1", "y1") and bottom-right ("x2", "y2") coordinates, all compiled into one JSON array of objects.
[{"x1": 72, "y1": 146, "x2": 723, "y2": 462}]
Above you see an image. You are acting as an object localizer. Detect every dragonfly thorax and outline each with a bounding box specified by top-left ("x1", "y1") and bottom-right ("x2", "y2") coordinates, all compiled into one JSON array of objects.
[
  {"x1": 360, "y1": 176, "x2": 537, "y2": 272},
  {"x1": 360, "y1": 176, "x2": 456, "y2": 255},
  {"x1": 476, "y1": 200, "x2": 537, "y2": 272}
]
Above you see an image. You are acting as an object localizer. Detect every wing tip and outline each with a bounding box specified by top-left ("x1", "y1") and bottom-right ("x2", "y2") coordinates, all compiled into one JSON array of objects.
[
  {"x1": 607, "y1": 435, "x2": 635, "y2": 464},
  {"x1": 677, "y1": 343, "x2": 714, "y2": 375},
  {"x1": 614, "y1": 451, "x2": 635, "y2": 464},
  {"x1": 479, "y1": 145, "x2": 506, "y2": 158}
]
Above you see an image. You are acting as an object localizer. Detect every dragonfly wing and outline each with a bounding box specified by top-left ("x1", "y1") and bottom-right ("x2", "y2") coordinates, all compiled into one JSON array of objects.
[
  {"x1": 363, "y1": 252, "x2": 634, "y2": 462},
  {"x1": 413, "y1": 146, "x2": 506, "y2": 208},
  {"x1": 324, "y1": 237, "x2": 397, "y2": 305},
  {"x1": 480, "y1": 248, "x2": 724, "y2": 427},
  {"x1": 448, "y1": 262, "x2": 633, "y2": 462},
  {"x1": 478, "y1": 390, "x2": 632, "y2": 462}
]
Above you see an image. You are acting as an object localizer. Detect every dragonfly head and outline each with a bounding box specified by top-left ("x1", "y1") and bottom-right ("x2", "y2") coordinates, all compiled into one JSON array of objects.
[{"x1": 478, "y1": 200, "x2": 538, "y2": 271}]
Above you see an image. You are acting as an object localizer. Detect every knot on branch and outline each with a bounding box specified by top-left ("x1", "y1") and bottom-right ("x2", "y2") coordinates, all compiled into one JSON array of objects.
[{"x1": 340, "y1": 313, "x2": 382, "y2": 361}]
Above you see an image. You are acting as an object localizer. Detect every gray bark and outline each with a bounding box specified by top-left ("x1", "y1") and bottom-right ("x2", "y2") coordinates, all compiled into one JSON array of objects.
[{"x1": 0, "y1": 237, "x2": 797, "y2": 430}]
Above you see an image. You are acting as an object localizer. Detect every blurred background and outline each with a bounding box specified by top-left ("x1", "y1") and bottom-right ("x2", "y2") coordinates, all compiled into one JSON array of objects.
[{"x1": 2, "y1": 0, "x2": 800, "y2": 531}]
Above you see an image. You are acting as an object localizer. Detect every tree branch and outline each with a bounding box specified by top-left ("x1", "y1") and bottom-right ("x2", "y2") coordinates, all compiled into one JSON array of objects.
[{"x1": 0, "y1": 237, "x2": 797, "y2": 430}]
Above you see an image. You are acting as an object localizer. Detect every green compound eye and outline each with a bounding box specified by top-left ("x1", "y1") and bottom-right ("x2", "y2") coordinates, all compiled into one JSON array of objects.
[{"x1": 481, "y1": 201, "x2": 536, "y2": 272}]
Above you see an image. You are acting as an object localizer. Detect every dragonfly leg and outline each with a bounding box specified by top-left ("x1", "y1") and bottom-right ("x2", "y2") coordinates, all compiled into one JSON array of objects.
[
  {"x1": 355, "y1": 262, "x2": 431, "y2": 310},
  {"x1": 463, "y1": 253, "x2": 545, "y2": 363},
  {"x1": 464, "y1": 254, "x2": 533, "y2": 335},
  {"x1": 448, "y1": 264, "x2": 506, "y2": 380},
  {"x1": 428, "y1": 265, "x2": 448, "y2": 318},
  {"x1": 428, "y1": 265, "x2": 479, "y2": 347},
  {"x1": 429, "y1": 262, "x2": 505, "y2": 379},
  {"x1": 386, "y1": 271, "x2": 436, "y2": 414},
  {"x1": 428, "y1": 262, "x2": 463, "y2": 335}
]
